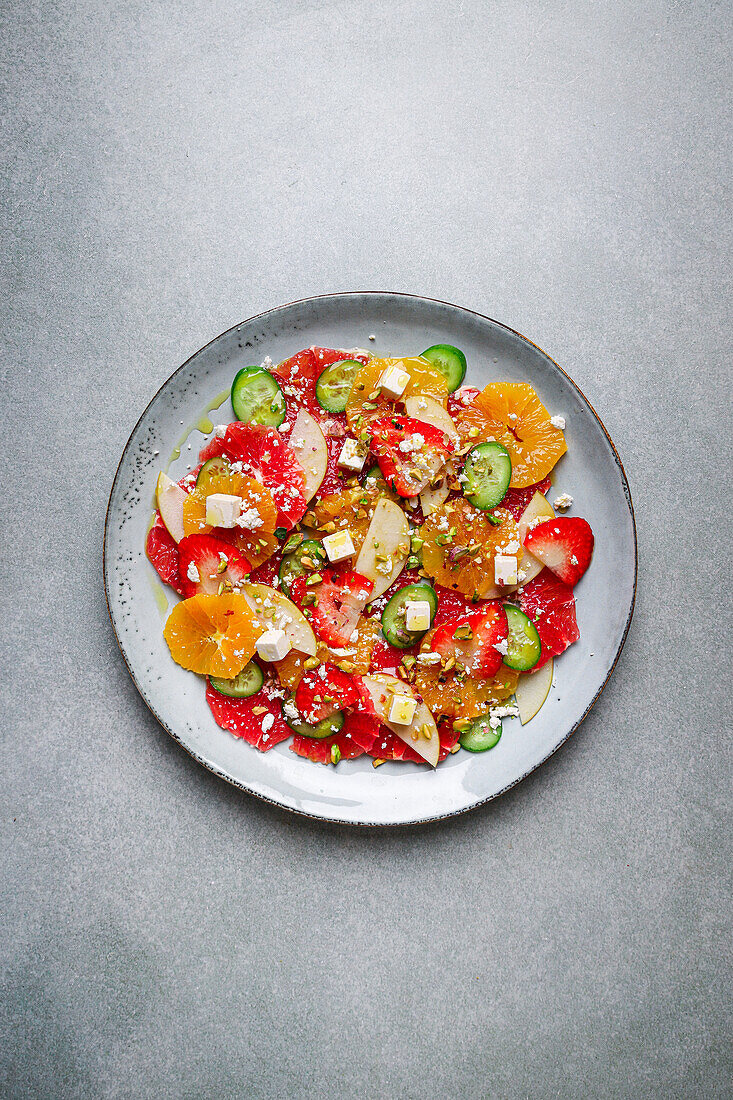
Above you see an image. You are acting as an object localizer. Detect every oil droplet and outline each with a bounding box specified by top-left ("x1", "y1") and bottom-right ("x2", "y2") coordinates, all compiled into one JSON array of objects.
[{"x1": 165, "y1": 389, "x2": 230, "y2": 472}]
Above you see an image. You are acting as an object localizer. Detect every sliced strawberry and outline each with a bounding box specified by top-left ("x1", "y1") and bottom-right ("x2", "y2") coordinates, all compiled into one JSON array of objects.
[
  {"x1": 501, "y1": 476, "x2": 552, "y2": 521},
  {"x1": 206, "y1": 681, "x2": 291, "y2": 751},
  {"x1": 430, "y1": 603, "x2": 508, "y2": 678},
  {"x1": 523, "y1": 516, "x2": 594, "y2": 586},
  {"x1": 294, "y1": 663, "x2": 362, "y2": 724},
  {"x1": 178, "y1": 534, "x2": 251, "y2": 598},
  {"x1": 517, "y1": 571, "x2": 579, "y2": 668},
  {"x1": 146, "y1": 515, "x2": 184, "y2": 595},
  {"x1": 368, "y1": 415, "x2": 452, "y2": 497},
  {"x1": 290, "y1": 568, "x2": 373, "y2": 647},
  {"x1": 199, "y1": 422, "x2": 307, "y2": 529}
]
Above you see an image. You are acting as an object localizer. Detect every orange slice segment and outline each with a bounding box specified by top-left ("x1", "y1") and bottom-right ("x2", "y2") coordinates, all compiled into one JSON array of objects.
[
  {"x1": 455, "y1": 383, "x2": 566, "y2": 487},
  {"x1": 163, "y1": 592, "x2": 258, "y2": 677},
  {"x1": 345, "y1": 355, "x2": 449, "y2": 429},
  {"x1": 413, "y1": 661, "x2": 518, "y2": 720},
  {"x1": 421, "y1": 499, "x2": 522, "y2": 599},
  {"x1": 182, "y1": 472, "x2": 278, "y2": 566},
  {"x1": 306, "y1": 482, "x2": 397, "y2": 554}
]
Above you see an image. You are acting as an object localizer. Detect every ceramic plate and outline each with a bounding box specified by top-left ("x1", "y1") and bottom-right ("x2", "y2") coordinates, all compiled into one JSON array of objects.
[{"x1": 104, "y1": 293, "x2": 636, "y2": 825}]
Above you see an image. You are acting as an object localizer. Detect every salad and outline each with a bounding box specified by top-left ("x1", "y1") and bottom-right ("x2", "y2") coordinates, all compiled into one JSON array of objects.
[{"x1": 147, "y1": 344, "x2": 594, "y2": 768}]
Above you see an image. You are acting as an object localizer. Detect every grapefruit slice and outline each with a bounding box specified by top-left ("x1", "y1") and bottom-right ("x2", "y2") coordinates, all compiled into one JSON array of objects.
[{"x1": 206, "y1": 681, "x2": 291, "y2": 750}]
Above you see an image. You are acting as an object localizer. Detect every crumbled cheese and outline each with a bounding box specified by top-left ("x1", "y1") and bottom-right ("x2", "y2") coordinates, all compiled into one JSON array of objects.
[
  {"x1": 261, "y1": 713, "x2": 275, "y2": 732},
  {"x1": 236, "y1": 508, "x2": 264, "y2": 531},
  {"x1": 553, "y1": 493, "x2": 573, "y2": 510},
  {"x1": 417, "y1": 652, "x2": 441, "y2": 665},
  {"x1": 212, "y1": 424, "x2": 228, "y2": 438},
  {"x1": 282, "y1": 699, "x2": 300, "y2": 721},
  {"x1": 398, "y1": 433, "x2": 425, "y2": 454},
  {"x1": 187, "y1": 562, "x2": 200, "y2": 583},
  {"x1": 493, "y1": 637, "x2": 509, "y2": 655},
  {"x1": 550, "y1": 415, "x2": 566, "y2": 430},
  {"x1": 261, "y1": 356, "x2": 274, "y2": 371}
]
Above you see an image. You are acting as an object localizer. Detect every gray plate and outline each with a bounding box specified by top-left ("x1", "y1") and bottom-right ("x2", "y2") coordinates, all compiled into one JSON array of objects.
[{"x1": 104, "y1": 292, "x2": 636, "y2": 826}]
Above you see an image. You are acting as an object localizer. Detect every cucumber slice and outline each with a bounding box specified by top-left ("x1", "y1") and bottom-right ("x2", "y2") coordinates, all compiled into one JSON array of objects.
[
  {"x1": 196, "y1": 455, "x2": 232, "y2": 490},
  {"x1": 231, "y1": 366, "x2": 286, "y2": 427},
  {"x1": 286, "y1": 710, "x2": 345, "y2": 739},
  {"x1": 459, "y1": 714, "x2": 502, "y2": 752},
  {"x1": 420, "y1": 344, "x2": 467, "y2": 391},
  {"x1": 462, "y1": 442, "x2": 512, "y2": 510},
  {"x1": 381, "y1": 583, "x2": 438, "y2": 648},
  {"x1": 503, "y1": 604, "x2": 541, "y2": 671},
  {"x1": 279, "y1": 539, "x2": 326, "y2": 594},
  {"x1": 316, "y1": 359, "x2": 362, "y2": 413},
  {"x1": 209, "y1": 660, "x2": 264, "y2": 698}
]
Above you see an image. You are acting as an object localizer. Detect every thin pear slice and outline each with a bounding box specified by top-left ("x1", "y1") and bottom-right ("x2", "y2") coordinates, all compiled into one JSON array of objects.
[
  {"x1": 481, "y1": 490, "x2": 556, "y2": 597},
  {"x1": 156, "y1": 472, "x2": 186, "y2": 543},
  {"x1": 404, "y1": 394, "x2": 459, "y2": 442},
  {"x1": 240, "y1": 582, "x2": 317, "y2": 656},
  {"x1": 287, "y1": 408, "x2": 328, "y2": 501},
  {"x1": 515, "y1": 658, "x2": 553, "y2": 724},
  {"x1": 420, "y1": 474, "x2": 450, "y2": 518},
  {"x1": 362, "y1": 673, "x2": 440, "y2": 767},
  {"x1": 355, "y1": 498, "x2": 410, "y2": 600}
]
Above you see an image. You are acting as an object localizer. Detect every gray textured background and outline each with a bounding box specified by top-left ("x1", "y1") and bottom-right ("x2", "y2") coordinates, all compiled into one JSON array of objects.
[{"x1": 2, "y1": 1, "x2": 731, "y2": 1097}]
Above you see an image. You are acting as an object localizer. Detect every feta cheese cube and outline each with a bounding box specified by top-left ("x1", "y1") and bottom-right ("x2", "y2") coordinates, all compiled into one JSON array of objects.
[
  {"x1": 205, "y1": 493, "x2": 242, "y2": 528},
  {"x1": 337, "y1": 438, "x2": 366, "y2": 472},
  {"x1": 405, "y1": 600, "x2": 432, "y2": 632},
  {"x1": 255, "y1": 628, "x2": 291, "y2": 662},
  {"x1": 388, "y1": 694, "x2": 417, "y2": 726},
  {"x1": 494, "y1": 554, "x2": 518, "y2": 586},
  {"x1": 322, "y1": 529, "x2": 355, "y2": 563},
  {"x1": 378, "y1": 364, "x2": 410, "y2": 399}
]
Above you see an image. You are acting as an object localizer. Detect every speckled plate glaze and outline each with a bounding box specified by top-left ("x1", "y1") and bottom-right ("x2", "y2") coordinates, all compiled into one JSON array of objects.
[{"x1": 104, "y1": 293, "x2": 636, "y2": 826}]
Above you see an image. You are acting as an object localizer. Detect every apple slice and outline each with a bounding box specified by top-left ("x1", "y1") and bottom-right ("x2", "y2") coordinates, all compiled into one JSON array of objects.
[
  {"x1": 355, "y1": 498, "x2": 410, "y2": 600},
  {"x1": 240, "y1": 582, "x2": 317, "y2": 656},
  {"x1": 404, "y1": 394, "x2": 459, "y2": 442},
  {"x1": 517, "y1": 491, "x2": 555, "y2": 587},
  {"x1": 420, "y1": 474, "x2": 450, "y2": 518},
  {"x1": 287, "y1": 408, "x2": 327, "y2": 501},
  {"x1": 515, "y1": 658, "x2": 553, "y2": 724},
  {"x1": 362, "y1": 673, "x2": 440, "y2": 767},
  {"x1": 156, "y1": 472, "x2": 186, "y2": 543}
]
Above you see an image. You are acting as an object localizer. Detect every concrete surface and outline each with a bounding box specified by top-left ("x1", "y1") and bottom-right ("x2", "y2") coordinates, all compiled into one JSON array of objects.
[{"x1": 1, "y1": 1, "x2": 731, "y2": 1097}]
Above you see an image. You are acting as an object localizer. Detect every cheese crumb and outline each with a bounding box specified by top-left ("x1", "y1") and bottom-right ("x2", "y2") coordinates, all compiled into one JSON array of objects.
[
  {"x1": 550, "y1": 415, "x2": 566, "y2": 430},
  {"x1": 187, "y1": 562, "x2": 200, "y2": 583},
  {"x1": 553, "y1": 493, "x2": 573, "y2": 510}
]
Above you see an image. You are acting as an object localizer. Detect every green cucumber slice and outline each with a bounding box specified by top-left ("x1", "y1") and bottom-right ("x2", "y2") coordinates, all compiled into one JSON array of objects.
[
  {"x1": 381, "y1": 583, "x2": 438, "y2": 648},
  {"x1": 503, "y1": 604, "x2": 541, "y2": 671},
  {"x1": 420, "y1": 344, "x2": 467, "y2": 391},
  {"x1": 231, "y1": 366, "x2": 286, "y2": 426},
  {"x1": 278, "y1": 539, "x2": 326, "y2": 594},
  {"x1": 459, "y1": 714, "x2": 502, "y2": 752},
  {"x1": 462, "y1": 442, "x2": 512, "y2": 510},
  {"x1": 316, "y1": 359, "x2": 362, "y2": 413},
  {"x1": 285, "y1": 710, "x2": 345, "y2": 739},
  {"x1": 209, "y1": 660, "x2": 264, "y2": 698},
  {"x1": 196, "y1": 455, "x2": 232, "y2": 490}
]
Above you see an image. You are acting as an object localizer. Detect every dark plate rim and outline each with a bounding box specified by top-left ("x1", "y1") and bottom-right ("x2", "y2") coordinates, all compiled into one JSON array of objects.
[{"x1": 103, "y1": 291, "x2": 638, "y2": 827}]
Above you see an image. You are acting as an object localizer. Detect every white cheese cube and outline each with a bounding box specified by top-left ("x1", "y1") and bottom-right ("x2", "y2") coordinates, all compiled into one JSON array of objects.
[
  {"x1": 255, "y1": 628, "x2": 291, "y2": 662},
  {"x1": 388, "y1": 694, "x2": 417, "y2": 726},
  {"x1": 206, "y1": 493, "x2": 242, "y2": 528},
  {"x1": 378, "y1": 364, "x2": 410, "y2": 399},
  {"x1": 405, "y1": 600, "x2": 432, "y2": 632},
  {"x1": 322, "y1": 529, "x2": 355, "y2": 563},
  {"x1": 337, "y1": 438, "x2": 366, "y2": 472},
  {"x1": 494, "y1": 554, "x2": 518, "y2": 586}
]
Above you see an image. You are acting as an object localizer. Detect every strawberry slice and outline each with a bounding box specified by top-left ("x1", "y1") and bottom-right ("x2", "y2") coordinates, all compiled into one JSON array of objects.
[
  {"x1": 294, "y1": 663, "x2": 362, "y2": 723},
  {"x1": 199, "y1": 422, "x2": 307, "y2": 529},
  {"x1": 368, "y1": 415, "x2": 452, "y2": 497},
  {"x1": 206, "y1": 681, "x2": 291, "y2": 751},
  {"x1": 523, "y1": 516, "x2": 594, "y2": 586},
  {"x1": 146, "y1": 515, "x2": 184, "y2": 595},
  {"x1": 430, "y1": 603, "x2": 508, "y2": 678},
  {"x1": 517, "y1": 571, "x2": 579, "y2": 668},
  {"x1": 290, "y1": 568, "x2": 373, "y2": 647},
  {"x1": 178, "y1": 534, "x2": 251, "y2": 598}
]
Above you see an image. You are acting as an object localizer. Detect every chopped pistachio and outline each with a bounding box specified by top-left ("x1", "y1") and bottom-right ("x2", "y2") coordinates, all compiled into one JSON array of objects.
[
  {"x1": 303, "y1": 657, "x2": 321, "y2": 671},
  {"x1": 282, "y1": 532, "x2": 305, "y2": 554},
  {"x1": 330, "y1": 745, "x2": 342, "y2": 765}
]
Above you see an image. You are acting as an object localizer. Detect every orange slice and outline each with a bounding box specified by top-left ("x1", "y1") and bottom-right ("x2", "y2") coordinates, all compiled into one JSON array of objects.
[
  {"x1": 306, "y1": 482, "x2": 397, "y2": 554},
  {"x1": 345, "y1": 356, "x2": 449, "y2": 429},
  {"x1": 413, "y1": 660, "x2": 519, "y2": 720},
  {"x1": 454, "y1": 383, "x2": 566, "y2": 487},
  {"x1": 274, "y1": 616, "x2": 380, "y2": 691},
  {"x1": 421, "y1": 499, "x2": 522, "y2": 598},
  {"x1": 163, "y1": 592, "x2": 258, "y2": 677},
  {"x1": 182, "y1": 472, "x2": 278, "y2": 566}
]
